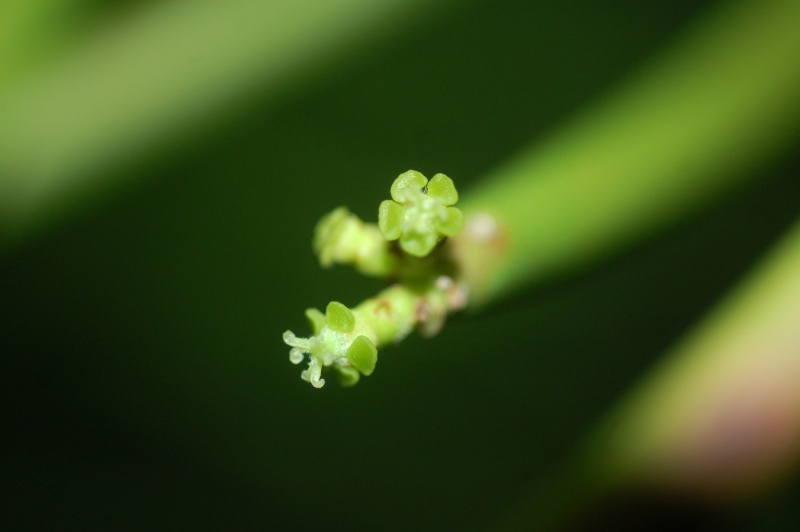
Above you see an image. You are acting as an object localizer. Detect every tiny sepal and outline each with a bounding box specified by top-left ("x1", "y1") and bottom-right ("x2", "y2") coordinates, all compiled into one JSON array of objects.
[
  {"x1": 346, "y1": 335, "x2": 378, "y2": 376},
  {"x1": 326, "y1": 301, "x2": 355, "y2": 333}
]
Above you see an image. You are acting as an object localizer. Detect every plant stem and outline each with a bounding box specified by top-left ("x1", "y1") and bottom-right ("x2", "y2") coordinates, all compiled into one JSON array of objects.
[
  {"x1": 0, "y1": 0, "x2": 446, "y2": 242},
  {"x1": 500, "y1": 201, "x2": 800, "y2": 529},
  {"x1": 593, "y1": 214, "x2": 800, "y2": 499},
  {"x1": 454, "y1": 0, "x2": 800, "y2": 307}
]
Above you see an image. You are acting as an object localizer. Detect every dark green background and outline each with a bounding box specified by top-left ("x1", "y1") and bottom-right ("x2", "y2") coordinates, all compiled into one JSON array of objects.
[{"x1": 4, "y1": 0, "x2": 800, "y2": 529}]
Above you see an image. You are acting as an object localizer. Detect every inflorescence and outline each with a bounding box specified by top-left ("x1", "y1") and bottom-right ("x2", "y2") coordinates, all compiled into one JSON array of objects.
[{"x1": 283, "y1": 170, "x2": 467, "y2": 388}]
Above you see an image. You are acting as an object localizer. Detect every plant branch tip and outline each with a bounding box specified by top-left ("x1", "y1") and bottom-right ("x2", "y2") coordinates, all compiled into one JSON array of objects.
[{"x1": 284, "y1": 170, "x2": 467, "y2": 388}]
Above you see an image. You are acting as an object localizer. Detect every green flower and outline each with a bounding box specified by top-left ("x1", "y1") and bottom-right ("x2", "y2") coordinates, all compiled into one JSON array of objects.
[
  {"x1": 378, "y1": 170, "x2": 464, "y2": 257},
  {"x1": 283, "y1": 301, "x2": 378, "y2": 388}
]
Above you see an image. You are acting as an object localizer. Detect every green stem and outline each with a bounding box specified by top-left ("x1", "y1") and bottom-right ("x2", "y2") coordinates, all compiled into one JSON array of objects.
[
  {"x1": 0, "y1": 0, "x2": 447, "y2": 242},
  {"x1": 593, "y1": 214, "x2": 800, "y2": 498},
  {"x1": 501, "y1": 199, "x2": 800, "y2": 530},
  {"x1": 454, "y1": 0, "x2": 800, "y2": 306}
]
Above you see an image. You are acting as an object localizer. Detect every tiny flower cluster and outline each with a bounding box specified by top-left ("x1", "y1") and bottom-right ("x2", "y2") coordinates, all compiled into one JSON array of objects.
[
  {"x1": 283, "y1": 301, "x2": 377, "y2": 388},
  {"x1": 378, "y1": 170, "x2": 464, "y2": 257},
  {"x1": 284, "y1": 170, "x2": 465, "y2": 388}
]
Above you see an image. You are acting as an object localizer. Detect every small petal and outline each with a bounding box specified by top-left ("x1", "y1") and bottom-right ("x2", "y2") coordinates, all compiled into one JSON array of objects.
[
  {"x1": 390, "y1": 170, "x2": 428, "y2": 203},
  {"x1": 378, "y1": 200, "x2": 404, "y2": 240},
  {"x1": 434, "y1": 206, "x2": 465, "y2": 237},
  {"x1": 336, "y1": 365, "x2": 361, "y2": 387},
  {"x1": 400, "y1": 231, "x2": 438, "y2": 257},
  {"x1": 326, "y1": 301, "x2": 355, "y2": 333},
  {"x1": 426, "y1": 173, "x2": 458, "y2": 205}
]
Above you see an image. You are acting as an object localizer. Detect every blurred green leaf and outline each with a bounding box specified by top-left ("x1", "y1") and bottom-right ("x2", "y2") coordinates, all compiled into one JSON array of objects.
[
  {"x1": 457, "y1": 0, "x2": 800, "y2": 306},
  {"x1": 0, "y1": 0, "x2": 448, "y2": 241}
]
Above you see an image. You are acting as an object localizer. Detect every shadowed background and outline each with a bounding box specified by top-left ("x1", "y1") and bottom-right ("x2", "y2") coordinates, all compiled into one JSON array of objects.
[{"x1": 3, "y1": 0, "x2": 800, "y2": 529}]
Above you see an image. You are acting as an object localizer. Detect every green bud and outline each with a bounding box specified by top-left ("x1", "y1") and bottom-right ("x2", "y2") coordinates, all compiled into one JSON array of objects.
[
  {"x1": 313, "y1": 207, "x2": 350, "y2": 268},
  {"x1": 312, "y1": 206, "x2": 398, "y2": 277}
]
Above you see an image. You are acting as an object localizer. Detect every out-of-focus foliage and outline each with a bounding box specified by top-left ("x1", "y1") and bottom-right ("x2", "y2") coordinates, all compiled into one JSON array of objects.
[{"x1": 0, "y1": 0, "x2": 445, "y2": 240}]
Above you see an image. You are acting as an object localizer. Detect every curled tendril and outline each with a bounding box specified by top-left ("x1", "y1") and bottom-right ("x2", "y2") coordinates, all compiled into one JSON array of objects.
[
  {"x1": 378, "y1": 170, "x2": 465, "y2": 257},
  {"x1": 283, "y1": 301, "x2": 377, "y2": 388}
]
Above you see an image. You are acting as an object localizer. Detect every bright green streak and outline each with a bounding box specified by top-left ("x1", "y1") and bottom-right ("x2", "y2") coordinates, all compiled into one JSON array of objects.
[
  {"x1": 459, "y1": 0, "x2": 800, "y2": 305},
  {"x1": 0, "y1": 0, "x2": 444, "y2": 240}
]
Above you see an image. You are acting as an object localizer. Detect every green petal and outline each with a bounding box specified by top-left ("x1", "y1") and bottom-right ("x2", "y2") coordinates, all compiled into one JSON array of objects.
[
  {"x1": 426, "y1": 173, "x2": 458, "y2": 205},
  {"x1": 326, "y1": 301, "x2": 355, "y2": 333},
  {"x1": 336, "y1": 365, "x2": 361, "y2": 387},
  {"x1": 346, "y1": 335, "x2": 377, "y2": 376},
  {"x1": 390, "y1": 170, "x2": 427, "y2": 203},
  {"x1": 400, "y1": 231, "x2": 438, "y2": 257},
  {"x1": 378, "y1": 200, "x2": 403, "y2": 240},
  {"x1": 434, "y1": 206, "x2": 465, "y2": 237},
  {"x1": 305, "y1": 307, "x2": 327, "y2": 335}
]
